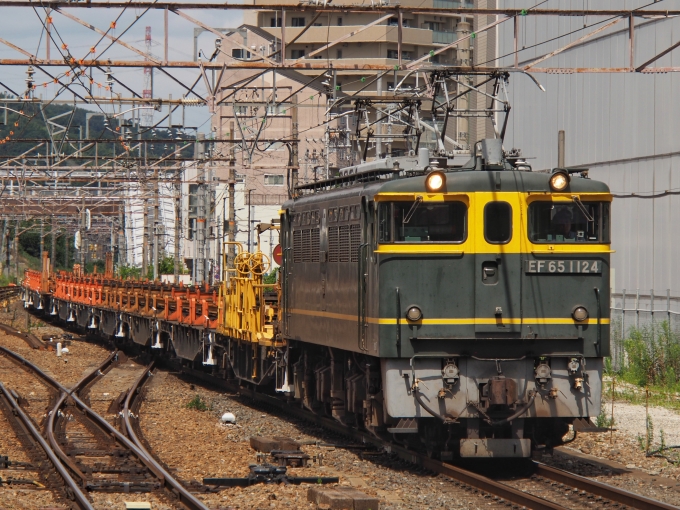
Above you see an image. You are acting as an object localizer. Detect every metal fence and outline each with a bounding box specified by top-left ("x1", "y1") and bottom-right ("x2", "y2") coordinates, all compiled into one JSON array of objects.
[{"x1": 609, "y1": 290, "x2": 680, "y2": 369}]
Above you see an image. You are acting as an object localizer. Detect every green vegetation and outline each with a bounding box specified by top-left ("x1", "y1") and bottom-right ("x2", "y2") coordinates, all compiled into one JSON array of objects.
[
  {"x1": 85, "y1": 259, "x2": 106, "y2": 274},
  {"x1": 116, "y1": 256, "x2": 185, "y2": 281},
  {"x1": 611, "y1": 322, "x2": 680, "y2": 391},
  {"x1": 263, "y1": 267, "x2": 279, "y2": 291},
  {"x1": 14, "y1": 218, "x2": 75, "y2": 271},
  {"x1": 0, "y1": 92, "x2": 193, "y2": 161},
  {"x1": 118, "y1": 265, "x2": 142, "y2": 280},
  {"x1": 595, "y1": 404, "x2": 615, "y2": 429},
  {"x1": 145, "y1": 255, "x2": 185, "y2": 279},
  {"x1": 186, "y1": 395, "x2": 211, "y2": 411}
]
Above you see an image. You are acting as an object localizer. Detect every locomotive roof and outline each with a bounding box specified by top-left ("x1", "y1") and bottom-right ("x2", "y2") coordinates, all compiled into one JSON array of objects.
[{"x1": 283, "y1": 169, "x2": 610, "y2": 209}]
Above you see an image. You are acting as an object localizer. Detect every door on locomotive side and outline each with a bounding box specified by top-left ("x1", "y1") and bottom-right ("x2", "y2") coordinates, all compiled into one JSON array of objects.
[{"x1": 474, "y1": 198, "x2": 522, "y2": 334}]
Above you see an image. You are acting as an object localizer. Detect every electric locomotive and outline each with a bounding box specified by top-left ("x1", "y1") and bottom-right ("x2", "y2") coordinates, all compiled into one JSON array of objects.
[{"x1": 279, "y1": 138, "x2": 610, "y2": 458}]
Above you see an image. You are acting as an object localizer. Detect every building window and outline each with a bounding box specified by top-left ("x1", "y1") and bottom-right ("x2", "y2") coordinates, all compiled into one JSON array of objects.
[
  {"x1": 264, "y1": 174, "x2": 284, "y2": 186},
  {"x1": 336, "y1": 49, "x2": 343, "y2": 59},
  {"x1": 234, "y1": 105, "x2": 248, "y2": 116},
  {"x1": 270, "y1": 17, "x2": 282, "y2": 27},
  {"x1": 231, "y1": 49, "x2": 250, "y2": 59},
  {"x1": 291, "y1": 49, "x2": 305, "y2": 59},
  {"x1": 388, "y1": 50, "x2": 412, "y2": 60},
  {"x1": 337, "y1": 17, "x2": 343, "y2": 26},
  {"x1": 388, "y1": 17, "x2": 410, "y2": 27},
  {"x1": 291, "y1": 17, "x2": 305, "y2": 27}
]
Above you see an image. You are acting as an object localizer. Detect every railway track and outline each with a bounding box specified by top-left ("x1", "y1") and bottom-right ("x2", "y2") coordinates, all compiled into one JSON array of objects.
[
  {"x1": 4, "y1": 311, "x2": 676, "y2": 510},
  {"x1": 0, "y1": 285, "x2": 22, "y2": 301},
  {"x1": 0, "y1": 342, "x2": 211, "y2": 510},
  {"x1": 180, "y1": 364, "x2": 678, "y2": 510}
]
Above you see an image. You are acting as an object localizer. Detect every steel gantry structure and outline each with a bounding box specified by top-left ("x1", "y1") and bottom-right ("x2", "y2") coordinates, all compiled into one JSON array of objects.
[{"x1": 0, "y1": 0, "x2": 677, "y2": 281}]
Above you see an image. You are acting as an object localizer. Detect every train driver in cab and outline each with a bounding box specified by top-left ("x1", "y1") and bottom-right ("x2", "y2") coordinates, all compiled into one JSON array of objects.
[{"x1": 553, "y1": 208, "x2": 576, "y2": 240}]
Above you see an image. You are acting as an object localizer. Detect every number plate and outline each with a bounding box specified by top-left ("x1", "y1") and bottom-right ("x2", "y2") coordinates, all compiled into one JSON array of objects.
[{"x1": 525, "y1": 260, "x2": 602, "y2": 274}]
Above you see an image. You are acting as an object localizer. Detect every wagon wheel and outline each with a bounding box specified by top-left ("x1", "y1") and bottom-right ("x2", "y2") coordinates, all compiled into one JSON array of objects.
[
  {"x1": 249, "y1": 253, "x2": 271, "y2": 276},
  {"x1": 234, "y1": 252, "x2": 253, "y2": 275}
]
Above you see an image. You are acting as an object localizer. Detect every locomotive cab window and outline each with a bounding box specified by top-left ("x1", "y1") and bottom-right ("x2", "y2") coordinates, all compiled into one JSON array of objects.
[
  {"x1": 377, "y1": 201, "x2": 466, "y2": 243},
  {"x1": 529, "y1": 201, "x2": 610, "y2": 243},
  {"x1": 484, "y1": 201, "x2": 512, "y2": 244}
]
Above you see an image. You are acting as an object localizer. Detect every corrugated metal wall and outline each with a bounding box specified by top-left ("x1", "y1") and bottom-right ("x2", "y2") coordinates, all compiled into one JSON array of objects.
[{"x1": 497, "y1": 0, "x2": 680, "y2": 296}]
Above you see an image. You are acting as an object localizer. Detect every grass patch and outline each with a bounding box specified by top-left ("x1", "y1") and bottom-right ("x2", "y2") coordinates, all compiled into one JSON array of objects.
[
  {"x1": 186, "y1": 395, "x2": 211, "y2": 411},
  {"x1": 619, "y1": 322, "x2": 680, "y2": 389}
]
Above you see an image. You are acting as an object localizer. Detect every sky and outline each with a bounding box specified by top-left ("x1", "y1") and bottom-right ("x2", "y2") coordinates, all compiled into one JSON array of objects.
[{"x1": 0, "y1": 4, "x2": 245, "y2": 134}]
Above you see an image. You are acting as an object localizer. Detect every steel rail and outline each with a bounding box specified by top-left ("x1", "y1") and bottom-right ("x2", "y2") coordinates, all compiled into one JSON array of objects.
[
  {"x1": 46, "y1": 350, "x2": 119, "y2": 488},
  {"x1": 0, "y1": 346, "x2": 211, "y2": 510},
  {"x1": 0, "y1": 381, "x2": 94, "y2": 510},
  {"x1": 180, "y1": 365, "x2": 678, "y2": 510},
  {"x1": 183, "y1": 368, "x2": 564, "y2": 510},
  {"x1": 534, "y1": 463, "x2": 679, "y2": 510},
  {"x1": 123, "y1": 361, "x2": 213, "y2": 509}
]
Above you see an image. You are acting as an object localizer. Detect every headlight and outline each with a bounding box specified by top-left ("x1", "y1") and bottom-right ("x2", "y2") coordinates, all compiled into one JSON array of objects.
[
  {"x1": 425, "y1": 171, "x2": 446, "y2": 192},
  {"x1": 572, "y1": 306, "x2": 588, "y2": 322},
  {"x1": 549, "y1": 169, "x2": 570, "y2": 191},
  {"x1": 406, "y1": 306, "x2": 423, "y2": 322}
]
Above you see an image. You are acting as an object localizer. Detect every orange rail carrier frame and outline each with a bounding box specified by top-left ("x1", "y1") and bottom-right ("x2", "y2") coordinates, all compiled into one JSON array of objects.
[{"x1": 22, "y1": 231, "x2": 280, "y2": 366}]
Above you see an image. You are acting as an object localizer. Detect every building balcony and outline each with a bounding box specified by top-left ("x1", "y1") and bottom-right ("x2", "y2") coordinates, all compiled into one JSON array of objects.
[
  {"x1": 432, "y1": 30, "x2": 458, "y2": 45},
  {"x1": 264, "y1": 25, "x2": 434, "y2": 46},
  {"x1": 433, "y1": 0, "x2": 474, "y2": 8},
  {"x1": 253, "y1": 0, "x2": 473, "y2": 8}
]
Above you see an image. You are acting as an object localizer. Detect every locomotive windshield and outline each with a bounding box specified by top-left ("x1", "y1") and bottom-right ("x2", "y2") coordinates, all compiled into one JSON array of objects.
[
  {"x1": 378, "y1": 201, "x2": 466, "y2": 243},
  {"x1": 529, "y1": 201, "x2": 610, "y2": 243}
]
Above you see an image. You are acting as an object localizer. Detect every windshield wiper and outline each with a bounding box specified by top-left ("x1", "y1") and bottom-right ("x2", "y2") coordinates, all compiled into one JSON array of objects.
[
  {"x1": 572, "y1": 196, "x2": 594, "y2": 222},
  {"x1": 403, "y1": 196, "x2": 423, "y2": 224}
]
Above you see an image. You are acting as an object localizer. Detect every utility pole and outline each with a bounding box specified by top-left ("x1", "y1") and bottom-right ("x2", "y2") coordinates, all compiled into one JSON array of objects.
[
  {"x1": 142, "y1": 180, "x2": 149, "y2": 278},
  {"x1": 50, "y1": 215, "x2": 56, "y2": 270},
  {"x1": 247, "y1": 189, "x2": 253, "y2": 254},
  {"x1": 0, "y1": 219, "x2": 6, "y2": 275},
  {"x1": 195, "y1": 134, "x2": 206, "y2": 285},
  {"x1": 205, "y1": 159, "x2": 214, "y2": 283},
  {"x1": 13, "y1": 221, "x2": 18, "y2": 283},
  {"x1": 39, "y1": 218, "x2": 44, "y2": 257},
  {"x1": 79, "y1": 204, "x2": 85, "y2": 269},
  {"x1": 174, "y1": 167, "x2": 181, "y2": 281},
  {"x1": 152, "y1": 166, "x2": 159, "y2": 280},
  {"x1": 4, "y1": 224, "x2": 9, "y2": 278},
  {"x1": 291, "y1": 95, "x2": 299, "y2": 196},
  {"x1": 228, "y1": 121, "x2": 236, "y2": 272}
]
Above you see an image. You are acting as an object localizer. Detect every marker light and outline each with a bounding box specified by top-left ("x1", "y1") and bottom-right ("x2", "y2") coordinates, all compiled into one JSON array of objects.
[
  {"x1": 572, "y1": 306, "x2": 589, "y2": 322},
  {"x1": 425, "y1": 171, "x2": 446, "y2": 192},
  {"x1": 406, "y1": 306, "x2": 423, "y2": 322},
  {"x1": 549, "y1": 169, "x2": 570, "y2": 191}
]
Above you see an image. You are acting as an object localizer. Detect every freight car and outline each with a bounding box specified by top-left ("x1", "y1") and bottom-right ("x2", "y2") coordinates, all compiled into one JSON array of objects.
[{"x1": 22, "y1": 138, "x2": 611, "y2": 459}]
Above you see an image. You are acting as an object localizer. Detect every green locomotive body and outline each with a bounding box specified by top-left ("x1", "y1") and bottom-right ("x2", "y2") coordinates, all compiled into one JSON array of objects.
[{"x1": 281, "y1": 141, "x2": 611, "y2": 458}]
